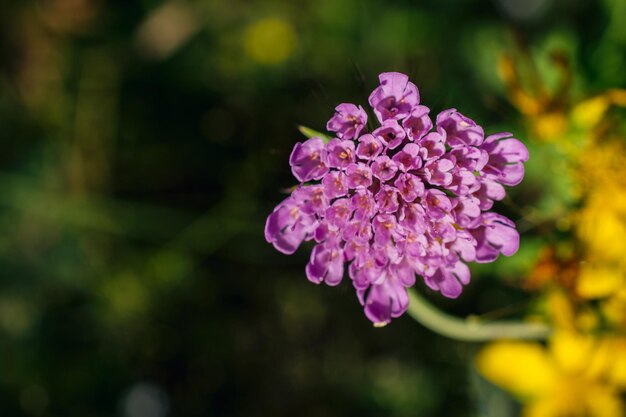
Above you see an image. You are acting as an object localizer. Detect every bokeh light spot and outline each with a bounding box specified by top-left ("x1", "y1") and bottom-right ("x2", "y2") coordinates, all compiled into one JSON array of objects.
[
  {"x1": 243, "y1": 17, "x2": 295, "y2": 65},
  {"x1": 122, "y1": 383, "x2": 170, "y2": 417}
]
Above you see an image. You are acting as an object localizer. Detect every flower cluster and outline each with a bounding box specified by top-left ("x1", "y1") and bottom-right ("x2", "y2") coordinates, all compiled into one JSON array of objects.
[{"x1": 265, "y1": 72, "x2": 528, "y2": 325}]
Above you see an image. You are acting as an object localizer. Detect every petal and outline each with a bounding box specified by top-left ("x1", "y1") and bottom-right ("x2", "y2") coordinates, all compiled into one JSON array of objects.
[
  {"x1": 475, "y1": 243, "x2": 499, "y2": 263},
  {"x1": 484, "y1": 132, "x2": 513, "y2": 144},
  {"x1": 265, "y1": 207, "x2": 307, "y2": 255},
  {"x1": 500, "y1": 162, "x2": 525, "y2": 186},
  {"x1": 391, "y1": 261, "x2": 416, "y2": 287},
  {"x1": 305, "y1": 244, "x2": 327, "y2": 284},
  {"x1": 325, "y1": 251, "x2": 345, "y2": 286},
  {"x1": 359, "y1": 276, "x2": 410, "y2": 325},
  {"x1": 380, "y1": 72, "x2": 409, "y2": 97},
  {"x1": 483, "y1": 179, "x2": 506, "y2": 201},
  {"x1": 451, "y1": 261, "x2": 471, "y2": 285},
  {"x1": 305, "y1": 244, "x2": 345, "y2": 286},
  {"x1": 493, "y1": 138, "x2": 529, "y2": 163},
  {"x1": 289, "y1": 137, "x2": 327, "y2": 182},
  {"x1": 424, "y1": 268, "x2": 463, "y2": 298},
  {"x1": 476, "y1": 342, "x2": 558, "y2": 398},
  {"x1": 486, "y1": 217, "x2": 520, "y2": 256},
  {"x1": 452, "y1": 237, "x2": 476, "y2": 263}
]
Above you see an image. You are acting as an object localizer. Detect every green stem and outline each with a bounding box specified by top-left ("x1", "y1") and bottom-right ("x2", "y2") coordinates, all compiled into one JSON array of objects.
[{"x1": 407, "y1": 289, "x2": 551, "y2": 342}]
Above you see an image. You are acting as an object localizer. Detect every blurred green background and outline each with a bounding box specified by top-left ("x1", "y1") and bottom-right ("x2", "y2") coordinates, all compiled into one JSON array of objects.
[{"x1": 0, "y1": 0, "x2": 624, "y2": 416}]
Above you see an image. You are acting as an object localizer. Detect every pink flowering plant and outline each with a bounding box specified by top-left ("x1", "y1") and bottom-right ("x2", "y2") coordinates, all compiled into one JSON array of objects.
[{"x1": 265, "y1": 72, "x2": 528, "y2": 326}]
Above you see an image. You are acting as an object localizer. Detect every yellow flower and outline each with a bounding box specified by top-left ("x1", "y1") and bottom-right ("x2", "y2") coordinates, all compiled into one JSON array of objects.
[
  {"x1": 572, "y1": 90, "x2": 626, "y2": 130},
  {"x1": 572, "y1": 141, "x2": 626, "y2": 300},
  {"x1": 534, "y1": 113, "x2": 569, "y2": 142},
  {"x1": 576, "y1": 264, "x2": 624, "y2": 299},
  {"x1": 602, "y1": 289, "x2": 626, "y2": 330},
  {"x1": 477, "y1": 332, "x2": 626, "y2": 417}
]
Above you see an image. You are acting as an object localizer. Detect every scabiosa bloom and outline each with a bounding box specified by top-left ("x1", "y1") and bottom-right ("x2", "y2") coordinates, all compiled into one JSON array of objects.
[{"x1": 265, "y1": 72, "x2": 529, "y2": 326}]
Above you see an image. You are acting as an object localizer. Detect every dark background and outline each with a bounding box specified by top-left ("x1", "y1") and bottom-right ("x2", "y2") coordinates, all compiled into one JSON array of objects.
[{"x1": 0, "y1": 0, "x2": 622, "y2": 416}]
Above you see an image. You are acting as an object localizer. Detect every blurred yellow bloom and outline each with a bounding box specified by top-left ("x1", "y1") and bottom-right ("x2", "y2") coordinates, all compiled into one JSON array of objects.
[
  {"x1": 576, "y1": 264, "x2": 624, "y2": 299},
  {"x1": 498, "y1": 53, "x2": 571, "y2": 142},
  {"x1": 571, "y1": 96, "x2": 611, "y2": 130},
  {"x1": 477, "y1": 332, "x2": 626, "y2": 417},
  {"x1": 505, "y1": 48, "x2": 626, "y2": 337},
  {"x1": 243, "y1": 17, "x2": 296, "y2": 65},
  {"x1": 534, "y1": 113, "x2": 568, "y2": 142},
  {"x1": 602, "y1": 289, "x2": 626, "y2": 329},
  {"x1": 573, "y1": 140, "x2": 626, "y2": 198},
  {"x1": 573, "y1": 141, "x2": 626, "y2": 300},
  {"x1": 543, "y1": 291, "x2": 600, "y2": 332},
  {"x1": 572, "y1": 90, "x2": 626, "y2": 129},
  {"x1": 477, "y1": 342, "x2": 558, "y2": 399},
  {"x1": 499, "y1": 47, "x2": 626, "y2": 145},
  {"x1": 491, "y1": 44, "x2": 626, "y2": 417}
]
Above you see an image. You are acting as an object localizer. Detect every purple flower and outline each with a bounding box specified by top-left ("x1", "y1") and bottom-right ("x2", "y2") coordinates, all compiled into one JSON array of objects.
[
  {"x1": 398, "y1": 203, "x2": 427, "y2": 235},
  {"x1": 322, "y1": 171, "x2": 348, "y2": 198},
  {"x1": 372, "y1": 213, "x2": 396, "y2": 236},
  {"x1": 292, "y1": 185, "x2": 327, "y2": 216},
  {"x1": 448, "y1": 169, "x2": 478, "y2": 196},
  {"x1": 325, "y1": 197, "x2": 352, "y2": 228},
  {"x1": 392, "y1": 143, "x2": 422, "y2": 172},
  {"x1": 371, "y1": 156, "x2": 398, "y2": 181},
  {"x1": 473, "y1": 179, "x2": 506, "y2": 210},
  {"x1": 345, "y1": 163, "x2": 373, "y2": 189},
  {"x1": 266, "y1": 72, "x2": 528, "y2": 326},
  {"x1": 436, "y1": 109, "x2": 484, "y2": 148},
  {"x1": 306, "y1": 240, "x2": 344, "y2": 286},
  {"x1": 356, "y1": 134, "x2": 384, "y2": 161},
  {"x1": 351, "y1": 189, "x2": 377, "y2": 220},
  {"x1": 373, "y1": 120, "x2": 406, "y2": 149},
  {"x1": 423, "y1": 157, "x2": 455, "y2": 187},
  {"x1": 423, "y1": 262, "x2": 470, "y2": 298},
  {"x1": 265, "y1": 196, "x2": 316, "y2": 255},
  {"x1": 324, "y1": 138, "x2": 356, "y2": 169},
  {"x1": 403, "y1": 105, "x2": 432, "y2": 141},
  {"x1": 289, "y1": 137, "x2": 329, "y2": 182},
  {"x1": 350, "y1": 244, "x2": 388, "y2": 288},
  {"x1": 342, "y1": 220, "x2": 373, "y2": 243},
  {"x1": 368, "y1": 72, "x2": 420, "y2": 123},
  {"x1": 452, "y1": 196, "x2": 481, "y2": 227},
  {"x1": 326, "y1": 103, "x2": 368, "y2": 140},
  {"x1": 358, "y1": 274, "x2": 410, "y2": 325},
  {"x1": 450, "y1": 146, "x2": 488, "y2": 171},
  {"x1": 481, "y1": 133, "x2": 529, "y2": 186},
  {"x1": 470, "y1": 213, "x2": 520, "y2": 263},
  {"x1": 375, "y1": 186, "x2": 400, "y2": 214},
  {"x1": 423, "y1": 189, "x2": 452, "y2": 219},
  {"x1": 418, "y1": 131, "x2": 446, "y2": 161},
  {"x1": 394, "y1": 173, "x2": 424, "y2": 202}
]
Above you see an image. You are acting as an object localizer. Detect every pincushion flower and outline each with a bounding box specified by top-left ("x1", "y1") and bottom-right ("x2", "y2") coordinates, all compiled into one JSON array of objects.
[{"x1": 265, "y1": 72, "x2": 528, "y2": 326}]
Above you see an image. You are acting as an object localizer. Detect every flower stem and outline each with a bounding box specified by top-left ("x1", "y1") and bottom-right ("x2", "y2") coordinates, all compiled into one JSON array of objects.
[{"x1": 407, "y1": 288, "x2": 551, "y2": 342}]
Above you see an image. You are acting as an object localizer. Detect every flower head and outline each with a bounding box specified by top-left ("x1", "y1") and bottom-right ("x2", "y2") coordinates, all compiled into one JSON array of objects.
[{"x1": 266, "y1": 72, "x2": 528, "y2": 326}]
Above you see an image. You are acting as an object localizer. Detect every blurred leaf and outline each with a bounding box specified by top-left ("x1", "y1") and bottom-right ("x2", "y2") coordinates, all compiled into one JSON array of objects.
[{"x1": 298, "y1": 125, "x2": 331, "y2": 142}]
